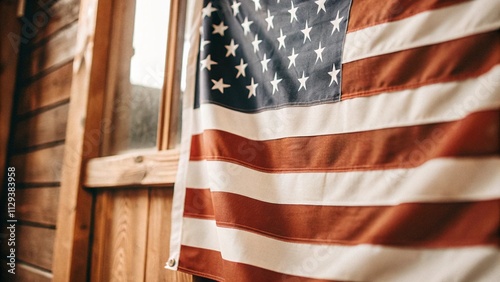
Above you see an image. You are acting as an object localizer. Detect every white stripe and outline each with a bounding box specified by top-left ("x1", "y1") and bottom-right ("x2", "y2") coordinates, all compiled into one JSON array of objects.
[
  {"x1": 186, "y1": 157, "x2": 500, "y2": 206},
  {"x1": 343, "y1": 0, "x2": 500, "y2": 63},
  {"x1": 194, "y1": 66, "x2": 500, "y2": 139},
  {"x1": 166, "y1": 0, "x2": 203, "y2": 270},
  {"x1": 182, "y1": 218, "x2": 500, "y2": 281}
]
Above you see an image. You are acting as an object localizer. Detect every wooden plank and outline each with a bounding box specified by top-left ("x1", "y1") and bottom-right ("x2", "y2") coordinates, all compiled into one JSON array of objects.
[
  {"x1": 24, "y1": 21, "x2": 77, "y2": 79},
  {"x1": 158, "y1": 0, "x2": 187, "y2": 150},
  {"x1": 84, "y1": 150, "x2": 179, "y2": 188},
  {"x1": 52, "y1": 0, "x2": 114, "y2": 280},
  {"x1": 13, "y1": 103, "x2": 69, "y2": 150},
  {"x1": 9, "y1": 144, "x2": 64, "y2": 184},
  {"x1": 32, "y1": 0, "x2": 80, "y2": 44},
  {"x1": 145, "y1": 188, "x2": 193, "y2": 282},
  {"x1": 17, "y1": 187, "x2": 59, "y2": 226},
  {"x1": 17, "y1": 225, "x2": 55, "y2": 270},
  {"x1": 0, "y1": 0, "x2": 21, "y2": 193},
  {"x1": 90, "y1": 189, "x2": 149, "y2": 282},
  {"x1": 1, "y1": 261, "x2": 53, "y2": 281},
  {"x1": 17, "y1": 61, "x2": 73, "y2": 114}
]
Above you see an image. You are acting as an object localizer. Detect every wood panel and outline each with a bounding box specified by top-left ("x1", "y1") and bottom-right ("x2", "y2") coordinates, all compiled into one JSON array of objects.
[
  {"x1": 24, "y1": 21, "x2": 77, "y2": 78},
  {"x1": 17, "y1": 187, "x2": 59, "y2": 226},
  {"x1": 13, "y1": 103, "x2": 69, "y2": 150},
  {"x1": 32, "y1": 0, "x2": 80, "y2": 45},
  {"x1": 0, "y1": 0, "x2": 21, "y2": 190},
  {"x1": 1, "y1": 261, "x2": 52, "y2": 282},
  {"x1": 17, "y1": 61, "x2": 73, "y2": 114},
  {"x1": 145, "y1": 188, "x2": 193, "y2": 282},
  {"x1": 85, "y1": 150, "x2": 179, "y2": 188},
  {"x1": 9, "y1": 144, "x2": 64, "y2": 184},
  {"x1": 52, "y1": 0, "x2": 113, "y2": 280},
  {"x1": 91, "y1": 189, "x2": 149, "y2": 282},
  {"x1": 17, "y1": 224, "x2": 56, "y2": 271}
]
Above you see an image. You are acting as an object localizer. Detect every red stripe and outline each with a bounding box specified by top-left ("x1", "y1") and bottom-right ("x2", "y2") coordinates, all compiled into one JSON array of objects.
[
  {"x1": 184, "y1": 189, "x2": 500, "y2": 248},
  {"x1": 342, "y1": 31, "x2": 499, "y2": 98},
  {"x1": 184, "y1": 188, "x2": 215, "y2": 220},
  {"x1": 348, "y1": 0, "x2": 469, "y2": 32},
  {"x1": 189, "y1": 110, "x2": 499, "y2": 172},
  {"x1": 179, "y1": 245, "x2": 339, "y2": 282}
]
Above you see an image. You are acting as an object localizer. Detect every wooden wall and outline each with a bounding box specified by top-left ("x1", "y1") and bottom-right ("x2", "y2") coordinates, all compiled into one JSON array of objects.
[{"x1": 1, "y1": 0, "x2": 80, "y2": 280}]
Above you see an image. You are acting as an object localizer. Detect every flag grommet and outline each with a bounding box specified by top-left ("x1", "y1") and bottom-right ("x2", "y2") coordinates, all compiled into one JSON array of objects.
[{"x1": 167, "y1": 258, "x2": 176, "y2": 267}]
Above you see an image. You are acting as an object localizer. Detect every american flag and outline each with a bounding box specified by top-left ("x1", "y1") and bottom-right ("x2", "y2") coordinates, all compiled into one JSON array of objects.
[{"x1": 167, "y1": 0, "x2": 500, "y2": 280}]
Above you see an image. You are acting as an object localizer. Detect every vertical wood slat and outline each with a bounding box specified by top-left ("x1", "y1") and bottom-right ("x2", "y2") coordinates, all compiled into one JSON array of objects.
[
  {"x1": 145, "y1": 188, "x2": 193, "y2": 282},
  {"x1": 52, "y1": 0, "x2": 113, "y2": 280},
  {"x1": 0, "y1": 0, "x2": 21, "y2": 187},
  {"x1": 158, "y1": 0, "x2": 187, "y2": 150},
  {"x1": 91, "y1": 189, "x2": 149, "y2": 282}
]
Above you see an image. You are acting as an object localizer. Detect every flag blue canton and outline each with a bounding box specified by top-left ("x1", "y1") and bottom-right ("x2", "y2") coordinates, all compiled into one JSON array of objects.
[{"x1": 196, "y1": 0, "x2": 352, "y2": 112}]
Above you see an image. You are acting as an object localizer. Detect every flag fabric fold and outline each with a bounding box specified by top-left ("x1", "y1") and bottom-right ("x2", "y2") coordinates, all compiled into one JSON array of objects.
[{"x1": 167, "y1": 0, "x2": 500, "y2": 281}]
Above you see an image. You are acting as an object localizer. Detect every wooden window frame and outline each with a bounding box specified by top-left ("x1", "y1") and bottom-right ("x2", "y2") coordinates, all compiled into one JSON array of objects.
[{"x1": 52, "y1": 0, "x2": 187, "y2": 280}]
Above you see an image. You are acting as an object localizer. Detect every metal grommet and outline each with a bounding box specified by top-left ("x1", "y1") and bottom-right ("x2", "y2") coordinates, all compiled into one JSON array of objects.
[{"x1": 167, "y1": 258, "x2": 176, "y2": 267}]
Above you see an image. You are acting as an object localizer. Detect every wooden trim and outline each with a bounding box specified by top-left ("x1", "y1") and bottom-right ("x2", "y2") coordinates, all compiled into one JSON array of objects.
[
  {"x1": 84, "y1": 150, "x2": 179, "y2": 188},
  {"x1": 52, "y1": 0, "x2": 113, "y2": 280},
  {"x1": 158, "y1": 0, "x2": 187, "y2": 150}
]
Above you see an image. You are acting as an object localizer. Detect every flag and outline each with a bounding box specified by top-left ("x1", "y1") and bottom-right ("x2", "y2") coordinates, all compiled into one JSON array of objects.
[{"x1": 167, "y1": 0, "x2": 500, "y2": 280}]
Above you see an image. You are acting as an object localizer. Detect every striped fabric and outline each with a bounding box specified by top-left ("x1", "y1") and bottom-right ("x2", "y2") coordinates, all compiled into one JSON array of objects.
[{"x1": 167, "y1": 0, "x2": 500, "y2": 281}]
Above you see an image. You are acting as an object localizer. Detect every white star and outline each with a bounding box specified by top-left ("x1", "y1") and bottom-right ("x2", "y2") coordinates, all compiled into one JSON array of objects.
[
  {"x1": 265, "y1": 10, "x2": 274, "y2": 31},
  {"x1": 246, "y1": 78, "x2": 258, "y2": 98},
  {"x1": 314, "y1": 42, "x2": 325, "y2": 63},
  {"x1": 315, "y1": 0, "x2": 326, "y2": 14},
  {"x1": 260, "y1": 53, "x2": 271, "y2": 73},
  {"x1": 200, "y1": 40, "x2": 210, "y2": 51},
  {"x1": 200, "y1": 54, "x2": 217, "y2": 71},
  {"x1": 202, "y1": 2, "x2": 217, "y2": 18},
  {"x1": 288, "y1": 2, "x2": 298, "y2": 23},
  {"x1": 331, "y1": 11, "x2": 344, "y2": 34},
  {"x1": 252, "y1": 34, "x2": 262, "y2": 53},
  {"x1": 241, "y1": 17, "x2": 253, "y2": 36},
  {"x1": 212, "y1": 21, "x2": 228, "y2": 36},
  {"x1": 277, "y1": 29, "x2": 286, "y2": 50},
  {"x1": 301, "y1": 21, "x2": 312, "y2": 43},
  {"x1": 225, "y1": 39, "x2": 239, "y2": 57},
  {"x1": 211, "y1": 78, "x2": 230, "y2": 94},
  {"x1": 252, "y1": 0, "x2": 262, "y2": 11},
  {"x1": 328, "y1": 64, "x2": 340, "y2": 86},
  {"x1": 298, "y1": 72, "x2": 309, "y2": 91},
  {"x1": 235, "y1": 59, "x2": 248, "y2": 78},
  {"x1": 270, "y1": 73, "x2": 282, "y2": 94},
  {"x1": 231, "y1": 1, "x2": 241, "y2": 16},
  {"x1": 288, "y1": 48, "x2": 298, "y2": 69}
]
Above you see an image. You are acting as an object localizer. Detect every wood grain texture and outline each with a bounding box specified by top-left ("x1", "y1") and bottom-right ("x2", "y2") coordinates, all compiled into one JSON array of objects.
[
  {"x1": 17, "y1": 224, "x2": 55, "y2": 271},
  {"x1": 145, "y1": 188, "x2": 193, "y2": 282},
  {"x1": 17, "y1": 61, "x2": 73, "y2": 114},
  {"x1": 17, "y1": 187, "x2": 59, "y2": 226},
  {"x1": 90, "y1": 189, "x2": 149, "y2": 282},
  {"x1": 52, "y1": 0, "x2": 113, "y2": 280},
  {"x1": 1, "y1": 261, "x2": 52, "y2": 282},
  {"x1": 13, "y1": 103, "x2": 69, "y2": 150},
  {"x1": 32, "y1": 0, "x2": 80, "y2": 45},
  {"x1": 23, "y1": 21, "x2": 77, "y2": 79},
  {"x1": 9, "y1": 144, "x2": 64, "y2": 184},
  {"x1": 85, "y1": 150, "x2": 179, "y2": 188},
  {"x1": 158, "y1": 0, "x2": 186, "y2": 150}
]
